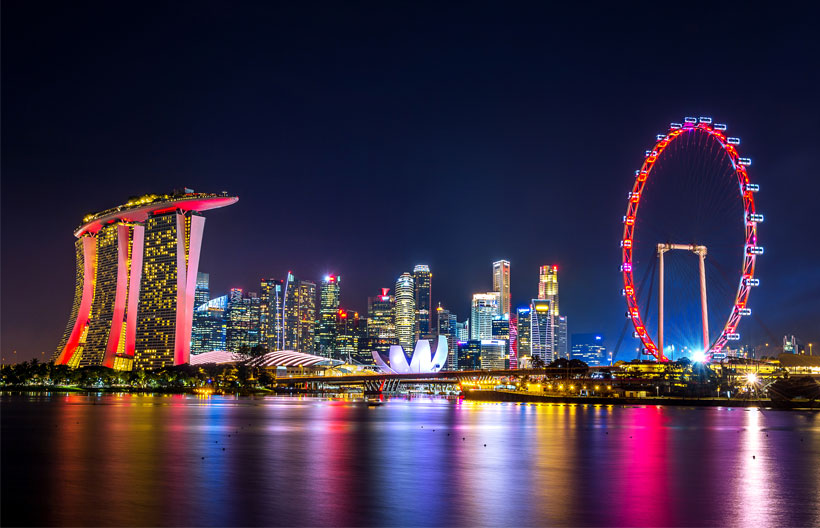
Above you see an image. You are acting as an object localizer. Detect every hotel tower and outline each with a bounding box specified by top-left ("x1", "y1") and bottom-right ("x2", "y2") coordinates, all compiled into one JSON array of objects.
[{"x1": 53, "y1": 189, "x2": 238, "y2": 370}]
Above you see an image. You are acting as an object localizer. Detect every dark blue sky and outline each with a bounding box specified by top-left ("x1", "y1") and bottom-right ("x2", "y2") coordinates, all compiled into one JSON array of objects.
[{"x1": 2, "y1": 2, "x2": 818, "y2": 361}]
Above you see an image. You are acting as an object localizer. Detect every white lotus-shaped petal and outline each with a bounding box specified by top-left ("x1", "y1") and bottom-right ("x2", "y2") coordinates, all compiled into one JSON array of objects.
[
  {"x1": 409, "y1": 340, "x2": 431, "y2": 373},
  {"x1": 430, "y1": 335, "x2": 448, "y2": 372},
  {"x1": 376, "y1": 338, "x2": 449, "y2": 374},
  {"x1": 372, "y1": 349, "x2": 396, "y2": 373},
  {"x1": 389, "y1": 345, "x2": 411, "y2": 373}
]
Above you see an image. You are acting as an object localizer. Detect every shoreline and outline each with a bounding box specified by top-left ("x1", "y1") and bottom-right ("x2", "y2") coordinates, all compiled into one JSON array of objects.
[{"x1": 462, "y1": 389, "x2": 819, "y2": 409}]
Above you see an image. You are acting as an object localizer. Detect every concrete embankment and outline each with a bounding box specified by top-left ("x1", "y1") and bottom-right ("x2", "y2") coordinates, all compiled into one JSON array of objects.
[{"x1": 463, "y1": 389, "x2": 770, "y2": 408}]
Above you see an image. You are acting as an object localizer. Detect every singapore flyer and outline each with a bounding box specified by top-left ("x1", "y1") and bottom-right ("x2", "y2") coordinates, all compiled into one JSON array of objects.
[{"x1": 621, "y1": 117, "x2": 762, "y2": 362}]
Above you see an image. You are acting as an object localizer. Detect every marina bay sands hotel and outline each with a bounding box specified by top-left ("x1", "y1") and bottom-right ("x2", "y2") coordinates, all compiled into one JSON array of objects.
[{"x1": 53, "y1": 189, "x2": 238, "y2": 370}]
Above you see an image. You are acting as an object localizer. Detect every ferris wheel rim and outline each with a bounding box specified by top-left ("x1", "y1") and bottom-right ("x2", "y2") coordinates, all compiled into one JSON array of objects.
[{"x1": 621, "y1": 117, "x2": 760, "y2": 362}]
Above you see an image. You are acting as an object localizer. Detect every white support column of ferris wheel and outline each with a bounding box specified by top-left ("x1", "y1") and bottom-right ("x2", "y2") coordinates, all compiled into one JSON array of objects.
[
  {"x1": 657, "y1": 244, "x2": 666, "y2": 358},
  {"x1": 657, "y1": 243, "x2": 710, "y2": 358},
  {"x1": 697, "y1": 248, "x2": 709, "y2": 354}
]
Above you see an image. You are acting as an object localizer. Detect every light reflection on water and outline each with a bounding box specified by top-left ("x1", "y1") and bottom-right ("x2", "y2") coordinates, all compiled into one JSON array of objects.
[{"x1": 2, "y1": 394, "x2": 819, "y2": 527}]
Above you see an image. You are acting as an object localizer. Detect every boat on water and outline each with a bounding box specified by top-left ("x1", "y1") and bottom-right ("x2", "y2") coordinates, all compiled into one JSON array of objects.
[{"x1": 366, "y1": 398, "x2": 383, "y2": 406}]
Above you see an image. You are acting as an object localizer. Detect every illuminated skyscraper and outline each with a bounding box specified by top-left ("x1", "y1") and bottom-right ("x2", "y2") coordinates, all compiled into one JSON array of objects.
[
  {"x1": 516, "y1": 307, "x2": 531, "y2": 358},
  {"x1": 492, "y1": 260, "x2": 511, "y2": 318},
  {"x1": 191, "y1": 272, "x2": 211, "y2": 355},
  {"x1": 492, "y1": 315, "x2": 510, "y2": 364},
  {"x1": 437, "y1": 304, "x2": 458, "y2": 370},
  {"x1": 336, "y1": 308, "x2": 365, "y2": 362},
  {"x1": 470, "y1": 292, "x2": 500, "y2": 340},
  {"x1": 297, "y1": 279, "x2": 317, "y2": 354},
  {"x1": 509, "y1": 314, "x2": 519, "y2": 369},
  {"x1": 395, "y1": 272, "x2": 416, "y2": 351},
  {"x1": 557, "y1": 315, "x2": 568, "y2": 359},
  {"x1": 225, "y1": 289, "x2": 263, "y2": 352},
  {"x1": 54, "y1": 190, "x2": 237, "y2": 370},
  {"x1": 538, "y1": 265, "x2": 559, "y2": 314},
  {"x1": 530, "y1": 299, "x2": 554, "y2": 363},
  {"x1": 367, "y1": 288, "x2": 395, "y2": 339},
  {"x1": 260, "y1": 278, "x2": 284, "y2": 350},
  {"x1": 193, "y1": 294, "x2": 227, "y2": 353},
  {"x1": 413, "y1": 265, "x2": 432, "y2": 342},
  {"x1": 315, "y1": 275, "x2": 340, "y2": 357}
]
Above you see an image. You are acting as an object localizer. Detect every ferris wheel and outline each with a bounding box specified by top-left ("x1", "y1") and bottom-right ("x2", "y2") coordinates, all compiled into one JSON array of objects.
[{"x1": 621, "y1": 117, "x2": 762, "y2": 362}]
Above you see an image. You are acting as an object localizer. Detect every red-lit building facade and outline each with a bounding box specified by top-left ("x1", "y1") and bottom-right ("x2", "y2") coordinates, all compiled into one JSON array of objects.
[{"x1": 53, "y1": 190, "x2": 238, "y2": 370}]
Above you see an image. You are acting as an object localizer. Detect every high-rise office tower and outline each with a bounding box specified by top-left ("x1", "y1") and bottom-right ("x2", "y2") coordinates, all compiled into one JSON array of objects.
[
  {"x1": 455, "y1": 320, "x2": 469, "y2": 342},
  {"x1": 538, "y1": 265, "x2": 559, "y2": 314},
  {"x1": 192, "y1": 294, "x2": 227, "y2": 353},
  {"x1": 54, "y1": 190, "x2": 237, "y2": 370},
  {"x1": 509, "y1": 315, "x2": 519, "y2": 369},
  {"x1": 260, "y1": 278, "x2": 284, "y2": 351},
  {"x1": 530, "y1": 299, "x2": 554, "y2": 363},
  {"x1": 571, "y1": 333, "x2": 605, "y2": 366},
  {"x1": 557, "y1": 315, "x2": 568, "y2": 359},
  {"x1": 492, "y1": 260, "x2": 511, "y2": 318},
  {"x1": 516, "y1": 307, "x2": 531, "y2": 358},
  {"x1": 480, "y1": 340, "x2": 507, "y2": 370},
  {"x1": 315, "y1": 274, "x2": 340, "y2": 357},
  {"x1": 225, "y1": 289, "x2": 263, "y2": 352},
  {"x1": 195, "y1": 272, "x2": 210, "y2": 308},
  {"x1": 191, "y1": 272, "x2": 211, "y2": 355},
  {"x1": 336, "y1": 308, "x2": 365, "y2": 362},
  {"x1": 492, "y1": 315, "x2": 510, "y2": 363},
  {"x1": 278, "y1": 273, "x2": 317, "y2": 353},
  {"x1": 395, "y1": 272, "x2": 416, "y2": 351},
  {"x1": 437, "y1": 304, "x2": 458, "y2": 370},
  {"x1": 297, "y1": 279, "x2": 317, "y2": 354},
  {"x1": 458, "y1": 340, "x2": 481, "y2": 370},
  {"x1": 470, "y1": 292, "x2": 500, "y2": 340},
  {"x1": 413, "y1": 265, "x2": 432, "y2": 342},
  {"x1": 367, "y1": 288, "x2": 395, "y2": 339}
]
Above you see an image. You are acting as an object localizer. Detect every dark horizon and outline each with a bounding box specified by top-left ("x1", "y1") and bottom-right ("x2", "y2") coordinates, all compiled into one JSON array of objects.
[{"x1": 2, "y1": 2, "x2": 818, "y2": 362}]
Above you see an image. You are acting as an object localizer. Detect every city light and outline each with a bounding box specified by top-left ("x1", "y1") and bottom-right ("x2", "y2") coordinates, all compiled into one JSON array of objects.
[
  {"x1": 692, "y1": 350, "x2": 706, "y2": 363},
  {"x1": 746, "y1": 373, "x2": 758, "y2": 384}
]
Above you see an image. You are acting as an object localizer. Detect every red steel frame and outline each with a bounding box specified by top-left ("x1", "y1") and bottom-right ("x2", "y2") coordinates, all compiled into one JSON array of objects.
[{"x1": 621, "y1": 118, "x2": 760, "y2": 362}]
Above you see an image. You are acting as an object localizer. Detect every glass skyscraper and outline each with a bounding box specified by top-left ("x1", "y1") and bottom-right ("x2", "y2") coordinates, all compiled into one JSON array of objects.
[
  {"x1": 395, "y1": 272, "x2": 416, "y2": 351},
  {"x1": 315, "y1": 275, "x2": 340, "y2": 357},
  {"x1": 470, "y1": 292, "x2": 500, "y2": 341},
  {"x1": 413, "y1": 265, "x2": 432, "y2": 342},
  {"x1": 492, "y1": 260, "x2": 511, "y2": 318}
]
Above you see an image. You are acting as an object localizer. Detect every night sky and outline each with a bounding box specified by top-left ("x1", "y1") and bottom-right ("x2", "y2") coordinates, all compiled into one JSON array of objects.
[{"x1": 2, "y1": 2, "x2": 818, "y2": 362}]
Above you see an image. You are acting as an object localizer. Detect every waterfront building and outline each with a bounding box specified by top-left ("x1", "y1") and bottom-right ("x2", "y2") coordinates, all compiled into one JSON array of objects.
[
  {"x1": 492, "y1": 260, "x2": 511, "y2": 318},
  {"x1": 783, "y1": 335, "x2": 799, "y2": 355},
  {"x1": 481, "y1": 339, "x2": 507, "y2": 370},
  {"x1": 437, "y1": 304, "x2": 458, "y2": 370},
  {"x1": 413, "y1": 265, "x2": 433, "y2": 342},
  {"x1": 367, "y1": 288, "x2": 395, "y2": 339},
  {"x1": 571, "y1": 333, "x2": 605, "y2": 366},
  {"x1": 530, "y1": 299, "x2": 554, "y2": 363},
  {"x1": 458, "y1": 340, "x2": 481, "y2": 370},
  {"x1": 371, "y1": 336, "x2": 448, "y2": 374},
  {"x1": 315, "y1": 275, "x2": 340, "y2": 357},
  {"x1": 516, "y1": 307, "x2": 531, "y2": 359},
  {"x1": 470, "y1": 292, "x2": 500, "y2": 340},
  {"x1": 395, "y1": 272, "x2": 416, "y2": 351},
  {"x1": 53, "y1": 190, "x2": 237, "y2": 370}
]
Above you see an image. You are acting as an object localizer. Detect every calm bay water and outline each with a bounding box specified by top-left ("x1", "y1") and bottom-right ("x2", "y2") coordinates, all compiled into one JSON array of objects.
[{"x1": 2, "y1": 394, "x2": 819, "y2": 527}]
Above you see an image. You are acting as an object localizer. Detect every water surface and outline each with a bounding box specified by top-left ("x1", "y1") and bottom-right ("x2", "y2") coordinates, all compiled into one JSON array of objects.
[{"x1": 2, "y1": 394, "x2": 818, "y2": 526}]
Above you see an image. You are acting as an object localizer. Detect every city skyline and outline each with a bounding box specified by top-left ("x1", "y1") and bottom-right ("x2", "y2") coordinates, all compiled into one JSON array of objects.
[{"x1": 3, "y1": 3, "x2": 819, "y2": 361}]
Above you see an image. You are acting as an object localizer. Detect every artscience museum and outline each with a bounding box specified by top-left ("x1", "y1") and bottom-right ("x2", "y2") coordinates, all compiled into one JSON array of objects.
[{"x1": 371, "y1": 336, "x2": 449, "y2": 374}]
